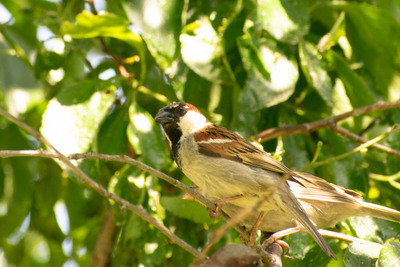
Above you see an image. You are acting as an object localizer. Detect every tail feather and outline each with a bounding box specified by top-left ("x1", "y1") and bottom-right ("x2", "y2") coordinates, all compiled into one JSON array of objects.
[
  {"x1": 362, "y1": 202, "x2": 400, "y2": 222},
  {"x1": 282, "y1": 190, "x2": 337, "y2": 259}
]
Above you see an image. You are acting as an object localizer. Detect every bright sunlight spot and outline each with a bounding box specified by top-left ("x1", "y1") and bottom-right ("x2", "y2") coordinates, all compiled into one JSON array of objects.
[
  {"x1": 99, "y1": 68, "x2": 116, "y2": 80},
  {"x1": 132, "y1": 113, "x2": 152, "y2": 133},
  {"x1": 54, "y1": 200, "x2": 70, "y2": 235},
  {"x1": 6, "y1": 213, "x2": 31, "y2": 245},
  {"x1": 37, "y1": 26, "x2": 55, "y2": 41},
  {"x1": 6, "y1": 89, "x2": 30, "y2": 115},
  {"x1": 31, "y1": 238, "x2": 50, "y2": 263},
  {"x1": 63, "y1": 259, "x2": 79, "y2": 267},
  {"x1": 44, "y1": 38, "x2": 65, "y2": 54},
  {"x1": 128, "y1": 173, "x2": 146, "y2": 188},
  {"x1": 144, "y1": 243, "x2": 159, "y2": 254},
  {"x1": 48, "y1": 68, "x2": 65, "y2": 85},
  {"x1": 62, "y1": 237, "x2": 73, "y2": 256},
  {"x1": 0, "y1": 4, "x2": 12, "y2": 23},
  {"x1": 0, "y1": 249, "x2": 7, "y2": 266},
  {"x1": 144, "y1": 0, "x2": 162, "y2": 28}
]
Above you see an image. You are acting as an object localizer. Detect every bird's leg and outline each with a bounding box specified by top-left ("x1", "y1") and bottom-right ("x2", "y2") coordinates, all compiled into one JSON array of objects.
[
  {"x1": 261, "y1": 227, "x2": 301, "y2": 250},
  {"x1": 207, "y1": 195, "x2": 244, "y2": 218},
  {"x1": 244, "y1": 211, "x2": 266, "y2": 246}
]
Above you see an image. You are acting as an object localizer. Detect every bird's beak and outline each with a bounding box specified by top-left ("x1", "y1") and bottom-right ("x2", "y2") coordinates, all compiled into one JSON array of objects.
[{"x1": 155, "y1": 109, "x2": 174, "y2": 124}]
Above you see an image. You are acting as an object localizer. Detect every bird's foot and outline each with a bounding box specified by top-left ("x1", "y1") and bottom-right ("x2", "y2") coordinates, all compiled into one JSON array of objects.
[
  {"x1": 207, "y1": 205, "x2": 223, "y2": 219},
  {"x1": 207, "y1": 195, "x2": 244, "y2": 219},
  {"x1": 261, "y1": 235, "x2": 290, "y2": 258}
]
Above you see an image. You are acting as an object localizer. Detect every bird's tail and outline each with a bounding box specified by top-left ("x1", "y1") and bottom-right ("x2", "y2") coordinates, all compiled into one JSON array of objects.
[
  {"x1": 282, "y1": 189, "x2": 337, "y2": 260},
  {"x1": 361, "y1": 202, "x2": 400, "y2": 222}
]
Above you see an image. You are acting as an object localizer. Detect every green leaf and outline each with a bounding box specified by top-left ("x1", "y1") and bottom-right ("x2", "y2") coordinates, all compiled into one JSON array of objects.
[
  {"x1": 40, "y1": 81, "x2": 117, "y2": 154},
  {"x1": 344, "y1": 241, "x2": 382, "y2": 266},
  {"x1": 347, "y1": 216, "x2": 385, "y2": 243},
  {"x1": 234, "y1": 30, "x2": 298, "y2": 136},
  {"x1": 112, "y1": 166, "x2": 144, "y2": 205},
  {"x1": 180, "y1": 17, "x2": 233, "y2": 83},
  {"x1": 0, "y1": 125, "x2": 34, "y2": 240},
  {"x1": 61, "y1": 10, "x2": 140, "y2": 46},
  {"x1": 254, "y1": 0, "x2": 310, "y2": 43},
  {"x1": 61, "y1": 10, "x2": 146, "y2": 80},
  {"x1": 237, "y1": 30, "x2": 298, "y2": 111},
  {"x1": 0, "y1": 46, "x2": 39, "y2": 91},
  {"x1": 34, "y1": 51, "x2": 66, "y2": 79},
  {"x1": 299, "y1": 41, "x2": 333, "y2": 106},
  {"x1": 371, "y1": 218, "x2": 400, "y2": 242},
  {"x1": 378, "y1": 241, "x2": 400, "y2": 267},
  {"x1": 96, "y1": 105, "x2": 130, "y2": 155},
  {"x1": 55, "y1": 79, "x2": 97, "y2": 105},
  {"x1": 328, "y1": 52, "x2": 375, "y2": 108},
  {"x1": 182, "y1": 70, "x2": 212, "y2": 110},
  {"x1": 344, "y1": 3, "x2": 400, "y2": 96},
  {"x1": 160, "y1": 195, "x2": 212, "y2": 224},
  {"x1": 30, "y1": 159, "x2": 64, "y2": 241},
  {"x1": 285, "y1": 232, "x2": 313, "y2": 259},
  {"x1": 123, "y1": 0, "x2": 184, "y2": 71},
  {"x1": 127, "y1": 105, "x2": 169, "y2": 169},
  {"x1": 279, "y1": 110, "x2": 312, "y2": 170},
  {"x1": 238, "y1": 32, "x2": 270, "y2": 81}
]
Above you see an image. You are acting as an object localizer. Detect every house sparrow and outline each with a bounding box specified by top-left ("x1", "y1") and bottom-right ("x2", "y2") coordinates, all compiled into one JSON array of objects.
[{"x1": 155, "y1": 102, "x2": 400, "y2": 259}]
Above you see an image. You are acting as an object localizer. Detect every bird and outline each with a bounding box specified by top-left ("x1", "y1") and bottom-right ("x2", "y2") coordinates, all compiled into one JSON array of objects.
[{"x1": 154, "y1": 102, "x2": 400, "y2": 259}]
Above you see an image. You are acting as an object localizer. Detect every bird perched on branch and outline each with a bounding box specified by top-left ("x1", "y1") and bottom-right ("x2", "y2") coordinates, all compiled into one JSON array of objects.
[{"x1": 155, "y1": 102, "x2": 400, "y2": 259}]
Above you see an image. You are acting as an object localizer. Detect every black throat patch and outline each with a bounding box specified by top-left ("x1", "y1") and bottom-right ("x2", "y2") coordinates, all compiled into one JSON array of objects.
[{"x1": 163, "y1": 124, "x2": 183, "y2": 166}]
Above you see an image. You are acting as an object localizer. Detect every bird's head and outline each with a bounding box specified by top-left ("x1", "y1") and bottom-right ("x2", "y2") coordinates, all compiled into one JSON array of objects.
[{"x1": 155, "y1": 102, "x2": 210, "y2": 137}]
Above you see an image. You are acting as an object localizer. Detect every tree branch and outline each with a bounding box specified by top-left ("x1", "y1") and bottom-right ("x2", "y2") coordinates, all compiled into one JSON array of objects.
[
  {"x1": 0, "y1": 148, "x2": 281, "y2": 265},
  {"x1": 330, "y1": 125, "x2": 400, "y2": 158},
  {"x1": 0, "y1": 149, "x2": 216, "y2": 211},
  {"x1": 91, "y1": 208, "x2": 117, "y2": 267},
  {"x1": 253, "y1": 100, "x2": 400, "y2": 143},
  {"x1": 0, "y1": 108, "x2": 201, "y2": 258}
]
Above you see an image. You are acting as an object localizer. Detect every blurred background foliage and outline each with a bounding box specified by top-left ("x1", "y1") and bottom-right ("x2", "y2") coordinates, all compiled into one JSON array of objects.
[{"x1": 1, "y1": 0, "x2": 400, "y2": 266}]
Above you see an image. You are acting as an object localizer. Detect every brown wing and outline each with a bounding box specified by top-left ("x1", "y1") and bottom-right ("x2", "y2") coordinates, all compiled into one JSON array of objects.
[
  {"x1": 194, "y1": 124, "x2": 291, "y2": 175},
  {"x1": 290, "y1": 171, "x2": 362, "y2": 204}
]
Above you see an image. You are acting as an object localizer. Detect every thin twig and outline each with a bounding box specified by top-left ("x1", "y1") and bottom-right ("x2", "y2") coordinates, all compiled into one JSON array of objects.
[
  {"x1": 0, "y1": 149, "x2": 216, "y2": 211},
  {"x1": 253, "y1": 100, "x2": 400, "y2": 142},
  {"x1": 0, "y1": 108, "x2": 201, "y2": 258},
  {"x1": 301, "y1": 125, "x2": 400, "y2": 171},
  {"x1": 331, "y1": 125, "x2": 400, "y2": 158},
  {"x1": 85, "y1": 0, "x2": 98, "y2": 15},
  {"x1": 369, "y1": 171, "x2": 400, "y2": 190},
  {"x1": 318, "y1": 229, "x2": 368, "y2": 244},
  {"x1": 84, "y1": 0, "x2": 132, "y2": 79}
]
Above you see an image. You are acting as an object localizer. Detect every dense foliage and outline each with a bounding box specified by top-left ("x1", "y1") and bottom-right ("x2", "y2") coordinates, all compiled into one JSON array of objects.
[{"x1": 1, "y1": 0, "x2": 400, "y2": 266}]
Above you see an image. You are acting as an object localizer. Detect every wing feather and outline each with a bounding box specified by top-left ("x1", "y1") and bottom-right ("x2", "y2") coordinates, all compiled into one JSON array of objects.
[
  {"x1": 290, "y1": 172, "x2": 362, "y2": 204},
  {"x1": 195, "y1": 124, "x2": 290, "y2": 174}
]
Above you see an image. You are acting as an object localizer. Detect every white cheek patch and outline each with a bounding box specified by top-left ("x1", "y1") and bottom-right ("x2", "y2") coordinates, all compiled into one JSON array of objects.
[
  {"x1": 197, "y1": 139, "x2": 232, "y2": 144},
  {"x1": 178, "y1": 110, "x2": 211, "y2": 135}
]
